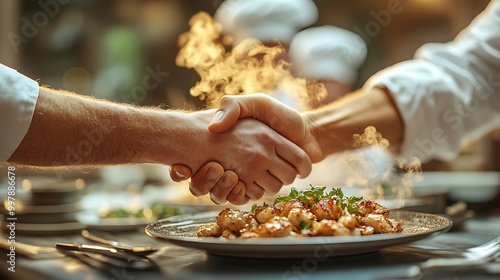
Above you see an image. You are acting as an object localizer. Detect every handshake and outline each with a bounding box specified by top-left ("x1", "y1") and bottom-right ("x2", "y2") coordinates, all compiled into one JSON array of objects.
[
  {"x1": 169, "y1": 93, "x2": 326, "y2": 205},
  {"x1": 167, "y1": 86, "x2": 402, "y2": 206}
]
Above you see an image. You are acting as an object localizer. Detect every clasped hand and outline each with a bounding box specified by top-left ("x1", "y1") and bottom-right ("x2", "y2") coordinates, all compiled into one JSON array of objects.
[{"x1": 172, "y1": 93, "x2": 324, "y2": 205}]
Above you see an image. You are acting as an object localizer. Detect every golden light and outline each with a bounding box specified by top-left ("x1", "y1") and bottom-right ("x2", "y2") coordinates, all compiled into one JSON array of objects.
[
  {"x1": 21, "y1": 179, "x2": 32, "y2": 191},
  {"x1": 74, "y1": 178, "x2": 85, "y2": 190},
  {"x1": 142, "y1": 207, "x2": 153, "y2": 219}
]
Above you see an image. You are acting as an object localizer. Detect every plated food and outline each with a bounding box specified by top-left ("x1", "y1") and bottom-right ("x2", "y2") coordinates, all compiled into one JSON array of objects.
[
  {"x1": 197, "y1": 186, "x2": 403, "y2": 238},
  {"x1": 99, "y1": 203, "x2": 182, "y2": 219}
]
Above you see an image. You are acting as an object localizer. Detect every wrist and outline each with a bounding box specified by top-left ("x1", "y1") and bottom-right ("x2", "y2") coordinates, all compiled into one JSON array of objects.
[
  {"x1": 139, "y1": 109, "x2": 215, "y2": 170},
  {"x1": 304, "y1": 87, "x2": 404, "y2": 159}
]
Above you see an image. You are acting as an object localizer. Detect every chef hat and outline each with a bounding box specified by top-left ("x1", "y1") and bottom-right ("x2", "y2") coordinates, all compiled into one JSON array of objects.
[
  {"x1": 214, "y1": 0, "x2": 318, "y2": 45},
  {"x1": 289, "y1": 25, "x2": 368, "y2": 85}
]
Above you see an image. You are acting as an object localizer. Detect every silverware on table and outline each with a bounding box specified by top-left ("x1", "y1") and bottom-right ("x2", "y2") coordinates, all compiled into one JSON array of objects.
[
  {"x1": 377, "y1": 235, "x2": 500, "y2": 279},
  {"x1": 55, "y1": 242, "x2": 158, "y2": 271},
  {"x1": 81, "y1": 230, "x2": 159, "y2": 256}
]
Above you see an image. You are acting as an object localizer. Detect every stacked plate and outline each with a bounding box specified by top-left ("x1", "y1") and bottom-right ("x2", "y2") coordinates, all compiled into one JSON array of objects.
[{"x1": 1, "y1": 177, "x2": 86, "y2": 235}]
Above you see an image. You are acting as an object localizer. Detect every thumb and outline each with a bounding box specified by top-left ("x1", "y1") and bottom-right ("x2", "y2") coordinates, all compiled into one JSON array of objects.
[{"x1": 208, "y1": 93, "x2": 270, "y2": 133}]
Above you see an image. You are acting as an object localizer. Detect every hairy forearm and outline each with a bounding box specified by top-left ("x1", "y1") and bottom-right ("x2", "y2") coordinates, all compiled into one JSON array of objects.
[
  {"x1": 7, "y1": 87, "x2": 191, "y2": 167},
  {"x1": 305, "y1": 87, "x2": 404, "y2": 157}
]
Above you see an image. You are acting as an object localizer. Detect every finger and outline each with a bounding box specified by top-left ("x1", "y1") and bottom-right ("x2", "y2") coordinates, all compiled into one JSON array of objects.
[
  {"x1": 226, "y1": 181, "x2": 249, "y2": 205},
  {"x1": 209, "y1": 171, "x2": 239, "y2": 204},
  {"x1": 169, "y1": 164, "x2": 192, "y2": 182},
  {"x1": 245, "y1": 182, "x2": 265, "y2": 200},
  {"x1": 275, "y1": 139, "x2": 312, "y2": 178},
  {"x1": 268, "y1": 160, "x2": 297, "y2": 186},
  {"x1": 209, "y1": 94, "x2": 303, "y2": 145},
  {"x1": 189, "y1": 162, "x2": 224, "y2": 196},
  {"x1": 255, "y1": 171, "x2": 283, "y2": 195}
]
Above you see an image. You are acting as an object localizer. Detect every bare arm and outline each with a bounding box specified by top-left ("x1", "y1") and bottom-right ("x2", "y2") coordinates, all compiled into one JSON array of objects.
[
  {"x1": 8, "y1": 87, "x2": 191, "y2": 167},
  {"x1": 8, "y1": 87, "x2": 311, "y2": 204}
]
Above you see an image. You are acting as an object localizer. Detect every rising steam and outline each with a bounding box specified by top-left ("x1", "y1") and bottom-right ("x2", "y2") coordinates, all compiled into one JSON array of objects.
[{"x1": 176, "y1": 12, "x2": 326, "y2": 108}]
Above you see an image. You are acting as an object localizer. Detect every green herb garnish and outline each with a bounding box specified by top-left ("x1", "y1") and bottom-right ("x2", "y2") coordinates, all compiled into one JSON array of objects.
[
  {"x1": 299, "y1": 220, "x2": 313, "y2": 230},
  {"x1": 273, "y1": 185, "x2": 363, "y2": 214},
  {"x1": 251, "y1": 204, "x2": 257, "y2": 213}
]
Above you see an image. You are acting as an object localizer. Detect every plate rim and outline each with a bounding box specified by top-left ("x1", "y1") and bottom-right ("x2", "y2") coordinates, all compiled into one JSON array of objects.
[{"x1": 144, "y1": 210, "x2": 453, "y2": 258}]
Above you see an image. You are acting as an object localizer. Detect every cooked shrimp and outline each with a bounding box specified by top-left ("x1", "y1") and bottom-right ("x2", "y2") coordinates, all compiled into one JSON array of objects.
[
  {"x1": 338, "y1": 213, "x2": 358, "y2": 230},
  {"x1": 216, "y1": 208, "x2": 258, "y2": 233},
  {"x1": 199, "y1": 190, "x2": 403, "y2": 239},
  {"x1": 196, "y1": 222, "x2": 221, "y2": 237},
  {"x1": 310, "y1": 198, "x2": 343, "y2": 221},
  {"x1": 351, "y1": 225, "x2": 375, "y2": 235},
  {"x1": 221, "y1": 229, "x2": 238, "y2": 239},
  {"x1": 360, "y1": 214, "x2": 402, "y2": 233},
  {"x1": 354, "y1": 199, "x2": 389, "y2": 217},
  {"x1": 275, "y1": 199, "x2": 307, "y2": 217},
  {"x1": 241, "y1": 216, "x2": 293, "y2": 237},
  {"x1": 310, "y1": 219, "x2": 351, "y2": 236},
  {"x1": 254, "y1": 204, "x2": 283, "y2": 224},
  {"x1": 287, "y1": 208, "x2": 316, "y2": 232}
]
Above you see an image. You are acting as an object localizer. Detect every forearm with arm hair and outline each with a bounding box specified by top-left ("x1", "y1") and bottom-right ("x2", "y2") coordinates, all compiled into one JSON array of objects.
[
  {"x1": 7, "y1": 87, "x2": 190, "y2": 167},
  {"x1": 305, "y1": 87, "x2": 404, "y2": 157}
]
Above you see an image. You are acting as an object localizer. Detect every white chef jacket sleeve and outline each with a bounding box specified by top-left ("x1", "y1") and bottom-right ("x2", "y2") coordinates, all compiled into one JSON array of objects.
[
  {"x1": 0, "y1": 63, "x2": 39, "y2": 163},
  {"x1": 364, "y1": 0, "x2": 500, "y2": 163}
]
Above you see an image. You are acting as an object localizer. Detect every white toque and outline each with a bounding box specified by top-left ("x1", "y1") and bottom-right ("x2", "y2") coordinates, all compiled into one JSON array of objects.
[
  {"x1": 215, "y1": 0, "x2": 318, "y2": 45},
  {"x1": 289, "y1": 25, "x2": 368, "y2": 84}
]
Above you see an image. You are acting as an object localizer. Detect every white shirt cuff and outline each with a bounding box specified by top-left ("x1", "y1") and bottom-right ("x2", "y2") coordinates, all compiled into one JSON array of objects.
[{"x1": 0, "y1": 64, "x2": 39, "y2": 163}]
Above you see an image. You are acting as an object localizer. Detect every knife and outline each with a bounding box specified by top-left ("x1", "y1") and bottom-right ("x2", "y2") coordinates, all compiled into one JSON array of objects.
[
  {"x1": 81, "y1": 230, "x2": 159, "y2": 256},
  {"x1": 56, "y1": 242, "x2": 150, "y2": 262}
]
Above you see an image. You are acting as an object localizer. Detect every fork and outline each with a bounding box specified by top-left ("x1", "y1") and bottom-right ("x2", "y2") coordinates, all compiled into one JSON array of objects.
[
  {"x1": 378, "y1": 235, "x2": 500, "y2": 279},
  {"x1": 81, "y1": 230, "x2": 159, "y2": 256}
]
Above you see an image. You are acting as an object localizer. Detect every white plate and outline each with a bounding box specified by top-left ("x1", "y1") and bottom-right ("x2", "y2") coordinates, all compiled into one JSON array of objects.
[
  {"x1": 76, "y1": 213, "x2": 153, "y2": 232},
  {"x1": 145, "y1": 210, "x2": 452, "y2": 259},
  {"x1": 77, "y1": 203, "x2": 222, "y2": 232}
]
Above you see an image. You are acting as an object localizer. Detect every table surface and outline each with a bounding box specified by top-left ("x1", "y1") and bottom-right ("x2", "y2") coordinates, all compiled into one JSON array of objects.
[{"x1": 2, "y1": 215, "x2": 500, "y2": 280}]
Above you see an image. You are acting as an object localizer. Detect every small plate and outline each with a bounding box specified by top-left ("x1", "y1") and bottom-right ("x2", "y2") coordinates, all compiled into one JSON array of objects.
[
  {"x1": 146, "y1": 210, "x2": 452, "y2": 259},
  {"x1": 77, "y1": 203, "x2": 222, "y2": 232},
  {"x1": 76, "y1": 213, "x2": 154, "y2": 232}
]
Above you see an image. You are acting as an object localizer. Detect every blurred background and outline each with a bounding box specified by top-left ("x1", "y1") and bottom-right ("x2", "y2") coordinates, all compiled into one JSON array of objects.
[{"x1": 0, "y1": 0, "x2": 499, "y2": 234}]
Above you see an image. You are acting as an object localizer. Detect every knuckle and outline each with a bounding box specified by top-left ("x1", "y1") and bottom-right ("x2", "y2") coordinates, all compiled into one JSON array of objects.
[
  {"x1": 257, "y1": 131, "x2": 273, "y2": 144},
  {"x1": 218, "y1": 95, "x2": 231, "y2": 106},
  {"x1": 266, "y1": 182, "x2": 282, "y2": 194},
  {"x1": 282, "y1": 173, "x2": 295, "y2": 185},
  {"x1": 246, "y1": 186, "x2": 264, "y2": 200},
  {"x1": 245, "y1": 149, "x2": 264, "y2": 163},
  {"x1": 216, "y1": 173, "x2": 233, "y2": 189}
]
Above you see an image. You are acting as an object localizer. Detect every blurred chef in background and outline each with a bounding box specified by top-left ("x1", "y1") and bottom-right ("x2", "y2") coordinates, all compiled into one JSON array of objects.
[
  {"x1": 215, "y1": 0, "x2": 317, "y2": 48},
  {"x1": 214, "y1": 0, "x2": 367, "y2": 109},
  {"x1": 288, "y1": 25, "x2": 367, "y2": 106}
]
